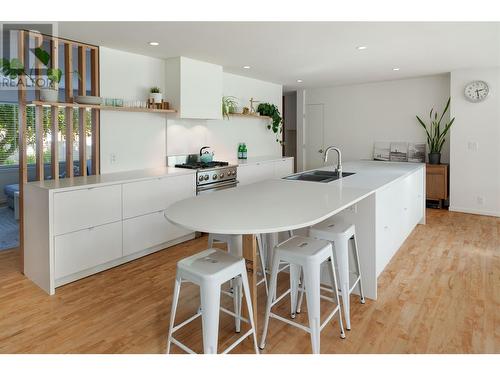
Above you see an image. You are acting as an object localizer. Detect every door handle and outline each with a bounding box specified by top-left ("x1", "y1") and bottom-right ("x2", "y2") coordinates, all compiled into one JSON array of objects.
[{"x1": 318, "y1": 149, "x2": 324, "y2": 153}]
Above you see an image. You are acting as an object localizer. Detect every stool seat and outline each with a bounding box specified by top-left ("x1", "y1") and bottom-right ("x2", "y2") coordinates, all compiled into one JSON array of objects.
[
  {"x1": 310, "y1": 219, "x2": 355, "y2": 239},
  {"x1": 275, "y1": 235, "x2": 332, "y2": 261},
  {"x1": 178, "y1": 248, "x2": 244, "y2": 283}
]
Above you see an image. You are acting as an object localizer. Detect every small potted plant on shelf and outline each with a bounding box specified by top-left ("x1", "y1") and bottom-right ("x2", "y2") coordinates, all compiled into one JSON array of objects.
[
  {"x1": 33, "y1": 48, "x2": 63, "y2": 102},
  {"x1": 222, "y1": 96, "x2": 239, "y2": 119},
  {"x1": 416, "y1": 98, "x2": 455, "y2": 164},
  {"x1": 149, "y1": 87, "x2": 163, "y2": 103}
]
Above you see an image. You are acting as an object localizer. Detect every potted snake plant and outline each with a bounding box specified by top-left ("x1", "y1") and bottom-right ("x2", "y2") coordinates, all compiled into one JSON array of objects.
[{"x1": 416, "y1": 98, "x2": 455, "y2": 164}]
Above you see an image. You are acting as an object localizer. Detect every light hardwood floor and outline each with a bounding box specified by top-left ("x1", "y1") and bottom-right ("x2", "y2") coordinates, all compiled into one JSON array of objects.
[{"x1": 0, "y1": 209, "x2": 498, "y2": 354}]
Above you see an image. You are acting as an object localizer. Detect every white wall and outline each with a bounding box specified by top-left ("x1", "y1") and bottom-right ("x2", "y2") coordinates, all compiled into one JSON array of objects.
[
  {"x1": 166, "y1": 73, "x2": 282, "y2": 160},
  {"x1": 303, "y1": 74, "x2": 451, "y2": 164},
  {"x1": 99, "y1": 47, "x2": 167, "y2": 173},
  {"x1": 449, "y1": 67, "x2": 500, "y2": 217}
]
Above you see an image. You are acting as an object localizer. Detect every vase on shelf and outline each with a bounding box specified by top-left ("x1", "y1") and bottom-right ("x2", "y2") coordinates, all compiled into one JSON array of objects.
[
  {"x1": 39, "y1": 88, "x2": 58, "y2": 102},
  {"x1": 149, "y1": 92, "x2": 163, "y2": 103}
]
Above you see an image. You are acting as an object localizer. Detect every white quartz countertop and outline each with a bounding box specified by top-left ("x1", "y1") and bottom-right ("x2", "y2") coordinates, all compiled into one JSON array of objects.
[
  {"x1": 27, "y1": 166, "x2": 196, "y2": 191},
  {"x1": 165, "y1": 161, "x2": 424, "y2": 234}
]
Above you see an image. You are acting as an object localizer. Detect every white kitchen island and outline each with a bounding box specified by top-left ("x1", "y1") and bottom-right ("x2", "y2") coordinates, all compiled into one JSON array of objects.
[{"x1": 165, "y1": 160, "x2": 425, "y2": 318}]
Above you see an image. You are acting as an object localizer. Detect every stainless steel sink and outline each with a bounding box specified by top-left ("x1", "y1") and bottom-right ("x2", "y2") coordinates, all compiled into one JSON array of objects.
[{"x1": 283, "y1": 170, "x2": 355, "y2": 183}]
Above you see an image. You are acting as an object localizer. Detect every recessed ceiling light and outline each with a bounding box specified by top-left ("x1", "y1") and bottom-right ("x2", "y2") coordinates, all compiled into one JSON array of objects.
[
  {"x1": 356, "y1": 46, "x2": 368, "y2": 50},
  {"x1": 243, "y1": 65, "x2": 251, "y2": 69},
  {"x1": 393, "y1": 67, "x2": 400, "y2": 71},
  {"x1": 297, "y1": 79, "x2": 303, "y2": 83},
  {"x1": 149, "y1": 41, "x2": 159, "y2": 46}
]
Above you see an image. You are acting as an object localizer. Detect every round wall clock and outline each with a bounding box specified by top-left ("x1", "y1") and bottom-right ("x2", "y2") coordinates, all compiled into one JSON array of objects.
[{"x1": 464, "y1": 80, "x2": 489, "y2": 102}]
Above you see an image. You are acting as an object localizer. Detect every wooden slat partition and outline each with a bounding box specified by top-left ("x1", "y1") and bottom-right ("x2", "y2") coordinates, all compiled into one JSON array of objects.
[
  {"x1": 90, "y1": 48, "x2": 100, "y2": 175},
  {"x1": 64, "y1": 44, "x2": 74, "y2": 178},
  {"x1": 33, "y1": 32, "x2": 44, "y2": 181},
  {"x1": 18, "y1": 30, "x2": 27, "y2": 273},
  {"x1": 18, "y1": 30, "x2": 100, "y2": 274},
  {"x1": 50, "y1": 39, "x2": 59, "y2": 180},
  {"x1": 78, "y1": 46, "x2": 87, "y2": 176}
]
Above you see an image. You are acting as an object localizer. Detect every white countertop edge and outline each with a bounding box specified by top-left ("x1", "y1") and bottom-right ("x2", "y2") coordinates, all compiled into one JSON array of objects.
[
  {"x1": 27, "y1": 167, "x2": 196, "y2": 192},
  {"x1": 230, "y1": 155, "x2": 293, "y2": 166}
]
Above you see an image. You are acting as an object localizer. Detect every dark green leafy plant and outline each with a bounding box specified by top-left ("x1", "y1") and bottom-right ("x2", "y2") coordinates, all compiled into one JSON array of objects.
[
  {"x1": 257, "y1": 103, "x2": 282, "y2": 144},
  {"x1": 150, "y1": 87, "x2": 161, "y2": 93},
  {"x1": 34, "y1": 47, "x2": 63, "y2": 88},
  {"x1": 416, "y1": 98, "x2": 455, "y2": 153}
]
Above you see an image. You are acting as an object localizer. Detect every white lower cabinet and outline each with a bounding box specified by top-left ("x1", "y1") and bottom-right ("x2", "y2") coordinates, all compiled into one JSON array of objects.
[
  {"x1": 375, "y1": 169, "x2": 424, "y2": 276},
  {"x1": 123, "y1": 210, "x2": 192, "y2": 256},
  {"x1": 54, "y1": 221, "x2": 122, "y2": 280},
  {"x1": 238, "y1": 158, "x2": 293, "y2": 186}
]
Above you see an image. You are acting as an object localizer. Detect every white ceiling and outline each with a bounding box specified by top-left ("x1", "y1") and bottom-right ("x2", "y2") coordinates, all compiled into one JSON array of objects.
[{"x1": 58, "y1": 22, "x2": 500, "y2": 90}]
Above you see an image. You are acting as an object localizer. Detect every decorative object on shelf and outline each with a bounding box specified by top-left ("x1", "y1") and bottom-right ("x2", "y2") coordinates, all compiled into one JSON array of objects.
[
  {"x1": 147, "y1": 98, "x2": 170, "y2": 110},
  {"x1": 373, "y1": 141, "x2": 425, "y2": 163},
  {"x1": 75, "y1": 95, "x2": 102, "y2": 105},
  {"x1": 222, "y1": 96, "x2": 239, "y2": 119},
  {"x1": 149, "y1": 87, "x2": 163, "y2": 103},
  {"x1": 249, "y1": 97, "x2": 260, "y2": 114},
  {"x1": 416, "y1": 97, "x2": 455, "y2": 165},
  {"x1": 257, "y1": 103, "x2": 283, "y2": 144},
  {"x1": 464, "y1": 80, "x2": 489, "y2": 103},
  {"x1": 242, "y1": 107, "x2": 250, "y2": 115},
  {"x1": 389, "y1": 142, "x2": 408, "y2": 162}
]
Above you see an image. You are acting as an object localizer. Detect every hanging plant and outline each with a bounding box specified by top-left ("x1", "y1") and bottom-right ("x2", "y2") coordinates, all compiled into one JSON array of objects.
[{"x1": 257, "y1": 103, "x2": 282, "y2": 144}]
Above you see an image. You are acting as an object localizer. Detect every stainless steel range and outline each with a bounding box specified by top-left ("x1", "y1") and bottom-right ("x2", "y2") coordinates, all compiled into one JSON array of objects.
[{"x1": 167, "y1": 151, "x2": 238, "y2": 195}]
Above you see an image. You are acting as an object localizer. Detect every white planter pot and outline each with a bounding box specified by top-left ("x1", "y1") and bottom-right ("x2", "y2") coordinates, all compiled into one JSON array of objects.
[
  {"x1": 149, "y1": 93, "x2": 163, "y2": 103},
  {"x1": 40, "y1": 88, "x2": 58, "y2": 102}
]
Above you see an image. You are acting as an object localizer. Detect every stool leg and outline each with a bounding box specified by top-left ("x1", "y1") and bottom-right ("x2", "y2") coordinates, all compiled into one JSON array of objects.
[
  {"x1": 328, "y1": 256, "x2": 346, "y2": 339},
  {"x1": 303, "y1": 263, "x2": 321, "y2": 354},
  {"x1": 259, "y1": 252, "x2": 281, "y2": 350},
  {"x1": 290, "y1": 263, "x2": 301, "y2": 318},
  {"x1": 166, "y1": 275, "x2": 182, "y2": 354},
  {"x1": 296, "y1": 269, "x2": 305, "y2": 314},
  {"x1": 335, "y1": 239, "x2": 351, "y2": 330},
  {"x1": 233, "y1": 276, "x2": 242, "y2": 333},
  {"x1": 200, "y1": 283, "x2": 221, "y2": 354},
  {"x1": 208, "y1": 233, "x2": 215, "y2": 248},
  {"x1": 352, "y1": 235, "x2": 366, "y2": 304},
  {"x1": 241, "y1": 272, "x2": 260, "y2": 354},
  {"x1": 288, "y1": 230, "x2": 294, "y2": 238},
  {"x1": 257, "y1": 234, "x2": 269, "y2": 295}
]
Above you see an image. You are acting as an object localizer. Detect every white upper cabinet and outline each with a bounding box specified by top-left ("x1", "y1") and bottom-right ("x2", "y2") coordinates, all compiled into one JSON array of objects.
[{"x1": 166, "y1": 56, "x2": 223, "y2": 120}]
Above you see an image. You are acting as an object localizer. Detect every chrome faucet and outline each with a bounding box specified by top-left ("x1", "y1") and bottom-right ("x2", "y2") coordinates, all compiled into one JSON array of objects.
[{"x1": 323, "y1": 146, "x2": 342, "y2": 176}]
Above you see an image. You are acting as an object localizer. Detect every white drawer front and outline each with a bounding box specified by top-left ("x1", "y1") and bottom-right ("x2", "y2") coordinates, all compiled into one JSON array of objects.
[
  {"x1": 238, "y1": 162, "x2": 274, "y2": 186},
  {"x1": 122, "y1": 174, "x2": 195, "y2": 219},
  {"x1": 54, "y1": 221, "x2": 122, "y2": 279},
  {"x1": 53, "y1": 185, "x2": 122, "y2": 235},
  {"x1": 274, "y1": 158, "x2": 294, "y2": 178},
  {"x1": 123, "y1": 211, "x2": 192, "y2": 256}
]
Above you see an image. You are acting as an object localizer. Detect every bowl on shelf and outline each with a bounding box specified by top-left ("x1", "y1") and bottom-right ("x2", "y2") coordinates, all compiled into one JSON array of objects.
[{"x1": 74, "y1": 95, "x2": 103, "y2": 105}]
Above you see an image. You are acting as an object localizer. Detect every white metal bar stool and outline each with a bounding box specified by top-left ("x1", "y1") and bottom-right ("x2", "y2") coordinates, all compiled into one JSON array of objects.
[
  {"x1": 260, "y1": 236, "x2": 345, "y2": 354},
  {"x1": 166, "y1": 248, "x2": 259, "y2": 354},
  {"x1": 308, "y1": 218, "x2": 365, "y2": 331}
]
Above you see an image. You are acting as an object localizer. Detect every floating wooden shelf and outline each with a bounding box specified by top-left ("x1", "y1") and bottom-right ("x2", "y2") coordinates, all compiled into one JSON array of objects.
[
  {"x1": 229, "y1": 113, "x2": 271, "y2": 120},
  {"x1": 27, "y1": 100, "x2": 176, "y2": 114}
]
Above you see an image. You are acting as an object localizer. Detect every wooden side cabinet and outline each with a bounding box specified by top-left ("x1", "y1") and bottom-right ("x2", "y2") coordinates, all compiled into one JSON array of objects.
[{"x1": 426, "y1": 163, "x2": 449, "y2": 208}]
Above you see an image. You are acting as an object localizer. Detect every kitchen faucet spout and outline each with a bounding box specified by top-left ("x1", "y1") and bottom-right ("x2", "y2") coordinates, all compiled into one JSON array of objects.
[{"x1": 323, "y1": 146, "x2": 342, "y2": 176}]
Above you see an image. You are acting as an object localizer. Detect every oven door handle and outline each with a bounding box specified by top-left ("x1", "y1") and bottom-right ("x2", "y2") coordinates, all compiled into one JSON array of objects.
[{"x1": 197, "y1": 180, "x2": 239, "y2": 192}]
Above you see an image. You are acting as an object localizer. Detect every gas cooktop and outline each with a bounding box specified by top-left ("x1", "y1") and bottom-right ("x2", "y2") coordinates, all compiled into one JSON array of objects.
[{"x1": 174, "y1": 161, "x2": 229, "y2": 170}]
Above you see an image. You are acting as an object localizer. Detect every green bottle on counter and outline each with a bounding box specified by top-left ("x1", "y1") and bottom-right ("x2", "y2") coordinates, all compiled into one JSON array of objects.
[
  {"x1": 242, "y1": 143, "x2": 248, "y2": 159},
  {"x1": 238, "y1": 143, "x2": 243, "y2": 159}
]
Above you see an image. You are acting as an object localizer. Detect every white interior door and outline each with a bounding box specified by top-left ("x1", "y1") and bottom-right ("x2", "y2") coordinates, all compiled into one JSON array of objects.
[{"x1": 305, "y1": 104, "x2": 325, "y2": 170}]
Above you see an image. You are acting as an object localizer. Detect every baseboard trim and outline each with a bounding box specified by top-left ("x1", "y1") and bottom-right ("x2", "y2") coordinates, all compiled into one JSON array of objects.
[{"x1": 449, "y1": 206, "x2": 500, "y2": 218}]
